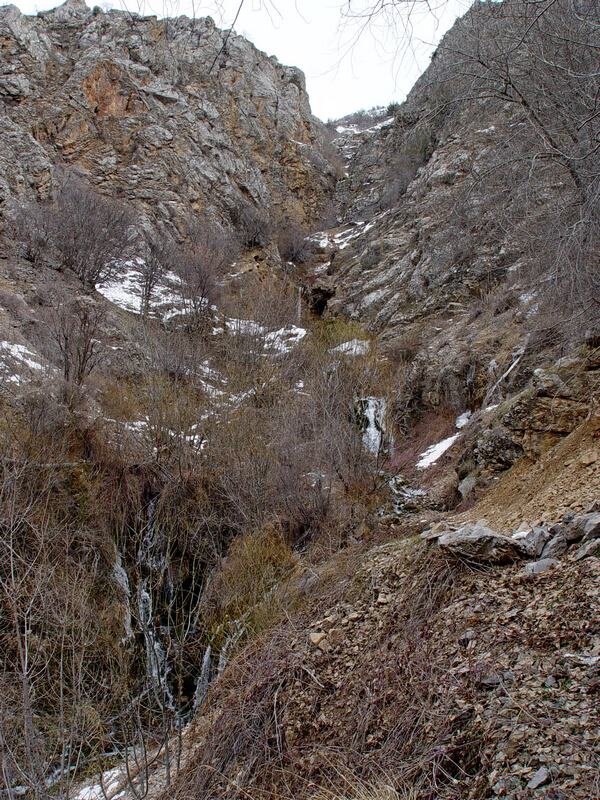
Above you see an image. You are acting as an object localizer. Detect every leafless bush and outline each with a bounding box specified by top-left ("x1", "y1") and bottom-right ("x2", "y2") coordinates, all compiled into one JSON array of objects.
[
  {"x1": 137, "y1": 236, "x2": 173, "y2": 317},
  {"x1": 229, "y1": 201, "x2": 271, "y2": 248},
  {"x1": 46, "y1": 298, "x2": 104, "y2": 388},
  {"x1": 275, "y1": 217, "x2": 313, "y2": 263},
  {"x1": 0, "y1": 464, "x2": 122, "y2": 798},
  {"x1": 178, "y1": 217, "x2": 237, "y2": 320},
  {"x1": 435, "y1": 0, "x2": 600, "y2": 337},
  {"x1": 17, "y1": 176, "x2": 136, "y2": 288},
  {"x1": 10, "y1": 201, "x2": 49, "y2": 264}
]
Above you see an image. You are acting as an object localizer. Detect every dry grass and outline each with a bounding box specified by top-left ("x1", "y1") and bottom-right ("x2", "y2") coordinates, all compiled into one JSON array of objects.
[
  {"x1": 169, "y1": 544, "x2": 476, "y2": 800},
  {"x1": 311, "y1": 773, "x2": 416, "y2": 800},
  {"x1": 202, "y1": 524, "x2": 299, "y2": 645}
]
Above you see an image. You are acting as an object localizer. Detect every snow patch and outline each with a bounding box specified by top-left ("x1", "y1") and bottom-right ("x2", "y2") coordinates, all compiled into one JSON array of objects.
[
  {"x1": 73, "y1": 766, "x2": 123, "y2": 800},
  {"x1": 0, "y1": 341, "x2": 46, "y2": 383},
  {"x1": 97, "y1": 260, "x2": 183, "y2": 318},
  {"x1": 223, "y1": 319, "x2": 307, "y2": 354},
  {"x1": 332, "y1": 339, "x2": 370, "y2": 356},
  {"x1": 416, "y1": 433, "x2": 460, "y2": 469},
  {"x1": 224, "y1": 318, "x2": 266, "y2": 336},
  {"x1": 264, "y1": 324, "x2": 307, "y2": 353}
]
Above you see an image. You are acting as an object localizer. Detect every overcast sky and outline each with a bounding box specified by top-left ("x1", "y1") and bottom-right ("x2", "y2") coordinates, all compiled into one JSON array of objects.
[{"x1": 13, "y1": 0, "x2": 468, "y2": 120}]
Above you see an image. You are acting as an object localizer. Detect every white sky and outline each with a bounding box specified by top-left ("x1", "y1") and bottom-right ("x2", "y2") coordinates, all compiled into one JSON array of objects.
[{"x1": 12, "y1": 0, "x2": 469, "y2": 120}]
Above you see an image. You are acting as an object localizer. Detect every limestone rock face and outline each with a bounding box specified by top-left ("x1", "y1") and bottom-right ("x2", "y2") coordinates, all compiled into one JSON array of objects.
[{"x1": 0, "y1": 1, "x2": 335, "y2": 235}]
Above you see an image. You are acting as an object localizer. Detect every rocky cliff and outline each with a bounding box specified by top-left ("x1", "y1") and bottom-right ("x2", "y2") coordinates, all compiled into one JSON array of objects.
[
  {"x1": 307, "y1": 0, "x2": 598, "y2": 429},
  {"x1": 0, "y1": 0, "x2": 334, "y2": 238}
]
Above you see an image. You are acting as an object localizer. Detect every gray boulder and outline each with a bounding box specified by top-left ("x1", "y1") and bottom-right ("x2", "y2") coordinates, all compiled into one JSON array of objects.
[
  {"x1": 553, "y1": 511, "x2": 600, "y2": 545},
  {"x1": 573, "y1": 538, "x2": 600, "y2": 561},
  {"x1": 540, "y1": 532, "x2": 569, "y2": 559},
  {"x1": 581, "y1": 512, "x2": 600, "y2": 543},
  {"x1": 0, "y1": 73, "x2": 31, "y2": 97},
  {"x1": 523, "y1": 558, "x2": 560, "y2": 575},
  {"x1": 527, "y1": 766, "x2": 550, "y2": 790},
  {"x1": 438, "y1": 523, "x2": 527, "y2": 564},
  {"x1": 511, "y1": 525, "x2": 551, "y2": 558}
]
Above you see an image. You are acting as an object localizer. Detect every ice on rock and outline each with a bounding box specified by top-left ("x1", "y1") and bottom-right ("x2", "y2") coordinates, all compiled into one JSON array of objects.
[
  {"x1": 358, "y1": 397, "x2": 387, "y2": 455},
  {"x1": 455, "y1": 411, "x2": 472, "y2": 429}
]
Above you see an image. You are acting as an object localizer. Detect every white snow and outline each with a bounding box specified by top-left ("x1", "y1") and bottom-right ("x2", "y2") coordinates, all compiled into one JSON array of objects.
[
  {"x1": 314, "y1": 260, "x2": 331, "y2": 275},
  {"x1": 335, "y1": 124, "x2": 360, "y2": 135},
  {"x1": 97, "y1": 261, "x2": 183, "y2": 318},
  {"x1": 360, "y1": 396, "x2": 386, "y2": 455},
  {"x1": 0, "y1": 341, "x2": 46, "y2": 383},
  {"x1": 332, "y1": 339, "x2": 370, "y2": 356},
  {"x1": 224, "y1": 318, "x2": 265, "y2": 336},
  {"x1": 73, "y1": 766, "x2": 123, "y2": 800},
  {"x1": 264, "y1": 324, "x2": 307, "y2": 353},
  {"x1": 223, "y1": 320, "x2": 307, "y2": 354},
  {"x1": 416, "y1": 433, "x2": 460, "y2": 470},
  {"x1": 335, "y1": 115, "x2": 394, "y2": 136}
]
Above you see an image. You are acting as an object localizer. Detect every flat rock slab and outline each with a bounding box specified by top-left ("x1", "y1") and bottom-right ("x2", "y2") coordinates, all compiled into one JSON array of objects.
[{"x1": 438, "y1": 524, "x2": 528, "y2": 564}]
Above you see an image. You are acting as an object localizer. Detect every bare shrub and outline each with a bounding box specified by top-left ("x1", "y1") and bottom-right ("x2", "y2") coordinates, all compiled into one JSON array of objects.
[
  {"x1": 45, "y1": 299, "x2": 104, "y2": 388},
  {"x1": 10, "y1": 201, "x2": 49, "y2": 264},
  {"x1": 137, "y1": 236, "x2": 173, "y2": 318},
  {"x1": 229, "y1": 202, "x2": 271, "y2": 248},
  {"x1": 436, "y1": 0, "x2": 600, "y2": 337},
  {"x1": 0, "y1": 464, "x2": 125, "y2": 798},
  {"x1": 161, "y1": 216, "x2": 239, "y2": 331},
  {"x1": 45, "y1": 176, "x2": 136, "y2": 288},
  {"x1": 276, "y1": 217, "x2": 313, "y2": 263}
]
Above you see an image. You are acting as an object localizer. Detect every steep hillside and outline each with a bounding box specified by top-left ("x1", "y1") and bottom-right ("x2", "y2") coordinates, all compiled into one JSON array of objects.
[{"x1": 307, "y1": 0, "x2": 598, "y2": 430}]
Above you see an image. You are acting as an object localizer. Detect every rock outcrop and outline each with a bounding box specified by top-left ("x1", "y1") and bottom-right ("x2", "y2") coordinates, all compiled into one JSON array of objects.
[{"x1": 0, "y1": 0, "x2": 335, "y2": 237}]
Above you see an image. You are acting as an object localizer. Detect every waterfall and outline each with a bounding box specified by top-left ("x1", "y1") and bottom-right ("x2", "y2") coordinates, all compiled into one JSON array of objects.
[
  {"x1": 193, "y1": 645, "x2": 212, "y2": 711},
  {"x1": 358, "y1": 396, "x2": 387, "y2": 455},
  {"x1": 483, "y1": 346, "x2": 526, "y2": 407},
  {"x1": 136, "y1": 495, "x2": 174, "y2": 710},
  {"x1": 218, "y1": 618, "x2": 247, "y2": 675},
  {"x1": 138, "y1": 579, "x2": 174, "y2": 710},
  {"x1": 113, "y1": 552, "x2": 133, "y2": 640},
  {"x1": 137, "y1": 497, "x2": 164, "y2": 570}
]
